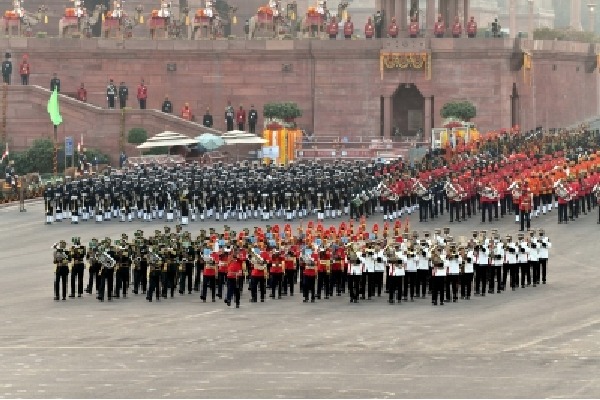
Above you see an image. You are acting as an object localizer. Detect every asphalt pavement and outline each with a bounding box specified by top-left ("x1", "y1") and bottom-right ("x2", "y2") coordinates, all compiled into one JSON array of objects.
[{"x1": 0, "y1": 201, "x2": 599, "y2": 398}]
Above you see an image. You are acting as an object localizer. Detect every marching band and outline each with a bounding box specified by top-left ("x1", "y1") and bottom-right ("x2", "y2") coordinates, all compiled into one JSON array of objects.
[
  {"x1": 42, "y1": 150, "x2": 600, "y2": 231},
  {"x1": 52, "y1": 224, "x2": 552, "y2": 307}
]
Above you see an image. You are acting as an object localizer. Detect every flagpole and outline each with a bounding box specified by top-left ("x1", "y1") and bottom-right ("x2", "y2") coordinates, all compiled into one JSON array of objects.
[{"x1": 53, "y1": 124, "x2": 57, "y2": 176}]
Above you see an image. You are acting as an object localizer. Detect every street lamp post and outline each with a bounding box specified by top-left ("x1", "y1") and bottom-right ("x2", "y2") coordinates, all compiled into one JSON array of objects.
[
  {"x1": 588, "y1": 3, "x2": 596, "y2": 33},
  {"x1": 528, "y1": 0, "x2": 533, "y2": 39}
]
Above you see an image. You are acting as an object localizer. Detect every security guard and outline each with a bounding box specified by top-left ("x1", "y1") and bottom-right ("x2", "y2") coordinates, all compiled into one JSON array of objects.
[
  {"x1": 106, "y1": 79, "x2": 117, "y2": 109},
  {"x1": 118, "y1": 81, "x2": 128, "y2": 109}
]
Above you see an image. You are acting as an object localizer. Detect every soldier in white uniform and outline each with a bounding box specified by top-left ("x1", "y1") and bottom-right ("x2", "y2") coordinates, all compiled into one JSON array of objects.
[
  {"x1": 416, "y1": 240, "x2": 430, "y2": 298},
  {"x1": 461, "y1": 242, "x2": 475, "y2": 299},
  {"x1": 431, "y1": 250, "x2": 446, "y2": 306},
  {"x1": 503, "y1": 236, "x2": 519, "y2": 291},
  {"x1": 361, "y1": 246, "x2": 375, "y2": 299},
  {"x1": 373, "y1": 246, "x2": 386, "y2": 297},
  {"x1": 387, "y1": 258, "x2": 404, "y2": 304},
  {"x1": 528, "y1": 232, "x2": 540, "y2": 287},
  {"x1": 475, "y1": 235, "x2": 490, "y2": 296},
  {"x1": 517, "y1": 234, "x2": 530, "y2": 288},
  {"x1": 446, "y1": 244, "x2": 461, "y2": 302},
  {"x1": 489, "y1": 235, "x2": 504, "y2": 293},
  {"x1": 347, "y1": 249, "x2": 363, "y2": 303},
  {"x1": 403, "y1": 245, "x2": 418, "y2": 301},
  {"x1": 537, "y1": 229, "x2": 551, "y2": 284}
]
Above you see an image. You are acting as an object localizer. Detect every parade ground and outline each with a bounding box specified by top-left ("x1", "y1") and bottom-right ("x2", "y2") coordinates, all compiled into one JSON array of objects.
[{"x1": 0, "y1": 200, "x2": 599, "y2": 399}]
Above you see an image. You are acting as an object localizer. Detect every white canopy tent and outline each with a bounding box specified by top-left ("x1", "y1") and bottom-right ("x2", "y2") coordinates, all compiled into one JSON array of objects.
[
  {"x1": 222, "y1": 132, "x2": 267, "y2": 145},
  {"x1": 136, "y1": 131, "x2": 197, "y2": 149}
]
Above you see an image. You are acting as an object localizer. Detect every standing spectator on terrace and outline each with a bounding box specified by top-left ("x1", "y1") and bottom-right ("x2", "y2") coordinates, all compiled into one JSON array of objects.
[{"x1": 137, "y1": 79, "x2": 148, "y2": 109}]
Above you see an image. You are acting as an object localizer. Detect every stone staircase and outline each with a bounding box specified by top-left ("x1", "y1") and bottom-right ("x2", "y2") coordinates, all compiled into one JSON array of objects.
[{"x1": 3, "y1": 85, "x2": 223, "y2": 163}]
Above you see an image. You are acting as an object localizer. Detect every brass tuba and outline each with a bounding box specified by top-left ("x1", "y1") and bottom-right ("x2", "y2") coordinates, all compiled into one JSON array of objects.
[{"x1": 553, "y1": 179, "x2": 572, "y2": 201}]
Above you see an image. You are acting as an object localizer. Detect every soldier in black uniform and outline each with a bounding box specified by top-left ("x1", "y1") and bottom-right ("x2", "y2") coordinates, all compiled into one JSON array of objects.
[
  {"x1": 114, "y1": 237, "x2": 131, "y2": 298},
  {"x1": 2, "y1": 53, "x2": 12, "y2": 85},
  {"x1": 106, "y1": 79, "x2": 117, "y2": 109},
  {"x1": 97, "y1": 239, "x2": 115, "y2": 302},
  {"x1": 203, "y1": 107, "x2": 213, "y2": 128},
  {"x1": 69, "y1": 237, "x2": 86, "y2": 298},
  {"x1": 179, "y1": 235, "x2": 195, "y2": 295},
  {"x1": 146, "y1": 253, "x2": 162, "y2": 302},
  {"x1": 86, "y1": 238, "x2": 101, "y2": 294},
  {"x1": 44, "y1": 182, "x2": 55, "y2": 224},
  {"x1": 225, "y1": 101, "x2": 234, "y2": 131},
  {"x1": 53, "y1": 240, "x2": 71, "y2": 301},
  {"x1": 161, "y1": 96, "x2": 173, "y2": 113},
  {"x1": 50, "y1": 73, "x2": 61, "y2": 93},
  {"x1": 248, "y1": 105, "x2": 258, "y2": 134},
  {"x1": 132, "y1": 232, "x2": 148, "y2": 295},
  {"x1": 118, "y1": 81, "x2": 128, "y2": 109}
]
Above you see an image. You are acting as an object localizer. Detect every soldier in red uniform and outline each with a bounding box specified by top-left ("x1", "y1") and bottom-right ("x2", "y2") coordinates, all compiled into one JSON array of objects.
[
  {"x1": 343, "y1": 15, "x2": 354, "y2": 39},
  {"x1": 388, "y1": 17, "x2": 398, "y2": 38},
  {"x1": 331, "y1": 247, "x2": 344, "y2": 296},
  {"x1": 181, "y1": 103, "x2": 193, "y2": 121},
  {"x1": 225, "y1": 252, "x2": 243, "y2": 308},
  {"x1": 302, "y1": 258, "x2": 316, "y2": 302},
  {"x1": 76, "y1": 83, "x2": 87, "y2": 102},
  {"x1": 19, "y1": 55, "x2": 29, "y2": 85},
  {"x1": 451, "y1": 16, "x2": 462, "y2": 38},
  {"x1": 519, "y1": 181, "x2": 533, "y2": 231},
  {"x1": 250, "y1": 254, "x2": 267, "y2": 302},
  {"x1": 269, "y1": 249, "x2": 284, "y2": 299},
  {"x1": 235, "y1": 105, "x2": 246, "y2": 130},
  {"x1": 316, "y1": 248, "x2": 332, "y2": 299},
  {"x1": 136, "y1": 79, "x2": 148, "y2": 109},
  {"x1": 408, "y1": 17, "x2": 419, "y2": 38},
  {"x1": 466, "y1": 16, "x2": 477, "y2": 38},
  {"x1": 327, "y1": 16, "x2": 338, "y2": 39},
  {"x1": 364, "y1": 17, "x2": 374, "y2": 39},
  {"x1": 217, "y1": 251, "x2": 229, "y2": 299},
  {"x1": 434, "y1": 15, "x2": 445, "y2": 38},
  {"x1": 200, "y1": 258, "x2": 217, "y2": 302},
  {"x1": 283, "y1": 249, "x2": 296, "y2": 295}
]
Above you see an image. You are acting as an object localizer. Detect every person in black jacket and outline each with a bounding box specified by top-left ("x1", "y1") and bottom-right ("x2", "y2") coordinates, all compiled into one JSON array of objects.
[
  {"x1": 2, "y1": 53, "x2": 12, "y2": 85},
  {"x1": 50, "y1": 72, "x2": 61, "y2": 92},
  {"x1": 118, "y1": 81, "x2": 128, "y2": 109},
  {"x1": 203, "y1": 107, "x2": 213, "y2": 128},
  {"x1": 248, "y1": 105, "x2": 258, "y2": 134},
  {"x1": 161, "y1": 96, "x2": 173, "y2": 113}
]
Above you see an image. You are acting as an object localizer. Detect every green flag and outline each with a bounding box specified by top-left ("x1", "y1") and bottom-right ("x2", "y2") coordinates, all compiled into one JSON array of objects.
[{"x1": 47, "y1": 88, "x2": 63, "y2": 126}]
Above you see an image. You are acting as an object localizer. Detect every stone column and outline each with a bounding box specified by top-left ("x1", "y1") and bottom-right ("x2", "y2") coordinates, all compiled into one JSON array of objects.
[
  {"x1": 426, "y1": 0, "x2": 435, "y2": 35},
  {"x1": 463, "y1": 0, "x2": 469, "y2": 30},
  {"x1": 571, "y1": 0, "x2": 582, "y2": 31},
  {"x1": 424, "y1": 96, "x2": 432, "y2": 144},
  {"x1": 509, "y1": 0, "x2": 517, "y2": 38},
  {"x1": 397, "y1": 0, "x2": 407, "y2": 31},
  {"x1": 383, "y1": 95, "x2": 393, "y2": 139}
]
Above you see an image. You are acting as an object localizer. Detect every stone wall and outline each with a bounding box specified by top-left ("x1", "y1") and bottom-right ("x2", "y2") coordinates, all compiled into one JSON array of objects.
[{"x1": 0, "y1": 37, "x2": 597, "y2": 161}]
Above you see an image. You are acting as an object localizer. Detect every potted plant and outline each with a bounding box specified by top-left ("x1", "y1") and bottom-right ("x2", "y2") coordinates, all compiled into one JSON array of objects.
[{"x1": 263, "y1": 102, "x2": 302, "y2": 129}]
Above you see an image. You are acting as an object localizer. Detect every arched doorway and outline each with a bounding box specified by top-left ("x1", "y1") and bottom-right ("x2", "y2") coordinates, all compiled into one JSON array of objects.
[{"x1": 392, "y1": 83, "x2": 425, "y2": 139}]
